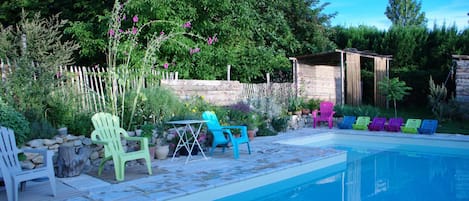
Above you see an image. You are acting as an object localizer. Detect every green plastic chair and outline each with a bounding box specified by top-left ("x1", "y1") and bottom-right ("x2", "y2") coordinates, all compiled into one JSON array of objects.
[
  {"x1": 91, "y1": 112, "x2": 152, "y2": 181},
  {"x1": 202, "y1": 111, "x2": 251, "y2": 159},
  {"x1": 401, "y1": 119, "x2": 422, "y2": 134},
  {"x1": 352, "y1": 116, "x2": 371, "y2": 130}
]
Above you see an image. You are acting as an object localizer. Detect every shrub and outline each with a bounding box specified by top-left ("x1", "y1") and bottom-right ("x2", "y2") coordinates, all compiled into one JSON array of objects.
[
  {"x1": 0, "y1": 97, "x2": 30, "y2": 145},
  {"x1": 67, "y1": 111, "x2": 94, "y2": 137},
  {"x1": 334, "y1": 104, "x2": 381, "y2": 117},
  {"x1": 271, "y1": 116, "x2": 289, "y2": 132},
  {"x1": 29, "y1": 120, "x2": 57, "y2": 140}
]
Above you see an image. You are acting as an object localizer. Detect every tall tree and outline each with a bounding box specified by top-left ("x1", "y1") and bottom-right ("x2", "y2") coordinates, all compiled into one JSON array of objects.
[{"x1": 385, "y1": 0, "x2": 426, "y2": 27}]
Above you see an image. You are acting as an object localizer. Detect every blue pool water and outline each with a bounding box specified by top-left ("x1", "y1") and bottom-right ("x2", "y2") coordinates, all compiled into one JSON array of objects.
[{"x1": 219, "y1": 140, "x2": 469, "y2": 201}]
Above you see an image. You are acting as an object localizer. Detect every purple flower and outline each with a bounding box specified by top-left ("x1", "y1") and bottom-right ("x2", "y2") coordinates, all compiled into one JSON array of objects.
[
  {"x1": 183, "y1": 21, "x2": 191, "y2": 28},
  {"x1": 163, "y1": 63, "x2": 169, "y2": 69},
  {"x1": 118, "y1": 29, "x2": 123, "y2": 33},
  {"x1": 189, "y1": 48, "x2": 200, "y2": 55},
  {"x1": 108, "y1": 29, "x2": 115, "y2": 37},
  {"x1": 132, "y1": 27, "x2": 137, "y2": 34},
  {"x1": 133, "y1": 15, "x2": 139, "y2": 23},
  {"x1": 122, "y1": 15, "x2": 126, "y2": 20},
  {"x1": 207, "y1": 35, "x2": 218, "y2": 45},
  {"x1": 160, "y1": 31, "x2": 165, "y2": 35}
]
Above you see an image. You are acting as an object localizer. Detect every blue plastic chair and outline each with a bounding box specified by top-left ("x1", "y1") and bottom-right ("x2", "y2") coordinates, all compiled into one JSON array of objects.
[
  {"x1": 418, "y1": 119, "x2": 438, "y2": 134},
  {"x1": 202, "y1": 111, "x2": 251, "y2": 159},
  {"x1": 338, "y1": 116, "x2": 356, "y2": 129}
]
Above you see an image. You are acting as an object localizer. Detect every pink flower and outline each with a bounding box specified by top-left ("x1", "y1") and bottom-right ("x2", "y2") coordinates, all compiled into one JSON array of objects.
[
  {"x1": 122, "y1": 15, "x2": 126, "y2": 21},
  {"x1": 118, "y1": 29, "x2": 123, "y2": 33},
  {"x1": 163, "y1": 63, "x2": 169, "y2": 69},
  {"x1": 132, "y1": 27, "x2": 137, "y2": 34},
  {"x1": 207, "y1": 35, "x2": 218, "y2": 45},
  {"x1": 189, "y1": 48, "x2": 200, "y2": 55},
  {"x1": 160, "y1": 31, "x2": 165, "y2": 35},
  {"x1": 133, "y1": 15, "x2": 138, "y2": 23},
  {"x1": 108, "y1": 29, "x2": 115, "y2": 37},
  {"x1": 183, "y1": 21, "x2": 191, "y2": 28}
]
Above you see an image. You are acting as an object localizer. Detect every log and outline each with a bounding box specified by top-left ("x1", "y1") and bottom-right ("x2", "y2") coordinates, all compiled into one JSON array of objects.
[{"x1": 56, "y1": 144, "x2": 91, "y2": 178}]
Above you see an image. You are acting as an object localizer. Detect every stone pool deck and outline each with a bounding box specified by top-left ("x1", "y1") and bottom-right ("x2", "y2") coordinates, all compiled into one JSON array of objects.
[{"x1": 1, "y1": 127, "x2": 468, "y2": 201}]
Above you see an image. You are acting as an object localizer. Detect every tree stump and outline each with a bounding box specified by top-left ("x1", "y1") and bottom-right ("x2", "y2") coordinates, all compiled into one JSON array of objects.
[{"x1": 56, "y1": 144, "x2": 91, "y2": 178}]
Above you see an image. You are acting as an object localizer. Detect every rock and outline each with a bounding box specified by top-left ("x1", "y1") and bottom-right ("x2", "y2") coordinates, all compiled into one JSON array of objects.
[
  {"x1": 73, "y1": 140, "x2": 82, "y2": 146},
  {"x1": 55, "y1": 137, "x2": 64, "y2": 144},
  {"x1": 89, "y1": 151, "x2": 99, "y2": 160},
  {"x1": 49, "y1": 144, "x2": 60, "y2": 150},
  {"x1": 20, "y1": 160, "x2": 35, "y2": 170},
  {"x1": 65, "y1": 134, "x2": 79, "y2": 141},
  {"x1": 24, "y1": 152, "x2": 39, "y2": 160},
  {"x1": 31, "y1": 154, "x2": 45, "y2": 164},
  {"x1": 82, "y1": 138, "x2": 92, "y2": 146},
  {"x1": 27, "y1": 139, "x2": 44, "y2": 148},
  {"x1": 43, "y1": 139, "x2": 57, "y2": 146}
]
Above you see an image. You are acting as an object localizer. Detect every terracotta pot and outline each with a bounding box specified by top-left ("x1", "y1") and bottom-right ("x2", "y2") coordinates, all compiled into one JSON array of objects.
[
  {"x1": 248, "y1": 130, "x2": 256, "y2": 141},
  {"x1": 155, "y1": 145, "x2": 169, "y2": 160}
]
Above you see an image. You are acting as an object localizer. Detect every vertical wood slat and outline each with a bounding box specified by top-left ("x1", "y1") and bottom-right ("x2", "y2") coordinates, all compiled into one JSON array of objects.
[
  {"x1": 374, "y1": 57, "x2": 387, "y2": 108},
  {"x1": 346, "y1": 53, "x2": 361, "y2": 106}
]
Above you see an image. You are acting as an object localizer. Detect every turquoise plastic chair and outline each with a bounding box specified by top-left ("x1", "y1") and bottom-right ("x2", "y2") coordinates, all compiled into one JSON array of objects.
[
  {"x1": 418, "y1": 119, "x2": 438, "y2": 134},
  {"x1": 401, "y1": 119, "x2": 422, "y2": 134},
  {"x1": 91, "y1": 112, "x2": 152, "y2": 181},
  {"x1": 202, "y1": 111, "x2": 251, "y2": 159},
  {"x1": 352, "y1": 116, "x2": 371, "y2": 130}
]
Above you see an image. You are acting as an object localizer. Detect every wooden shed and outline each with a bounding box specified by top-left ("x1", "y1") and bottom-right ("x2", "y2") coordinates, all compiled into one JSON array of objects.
[
  {"x1": 290, "y1": 49, "x2": 392, "y2": 107},
  {"x1": 453, "y1": 55, "x2": 469, "y2": 119}
]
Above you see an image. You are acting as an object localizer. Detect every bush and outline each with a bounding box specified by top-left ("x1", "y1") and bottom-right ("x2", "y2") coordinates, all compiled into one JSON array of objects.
[
  {"x1": 29, "y1": 120, "x2": 57, "y2": 141},
  {"x1": 334, "y1": 104, "x2": 381, "y2": 117},
  {"x1": 68, "y1": 112, "x2": 94, "y2": 137},
  {"x1": 271, "y1": 116, "x2": 289, "y2": 132},
  {"x1": 0, "y1": 97, "x2": 30, "y2": 145}
]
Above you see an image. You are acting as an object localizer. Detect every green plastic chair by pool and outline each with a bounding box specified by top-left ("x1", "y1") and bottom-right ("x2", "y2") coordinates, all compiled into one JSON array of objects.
[
  {"x1": 401, "y1": 119, "x2": 422, "y2": 134},
  {"x1": 0, "y1": 126, "x2": 56, "y2": 201},
  {"x1": 352, "y1": 116, "x2": 371, "y2": 130},
  {"x1": 202, "y1": 111, "x2": 251, "y2": 159},
  {"x1": 91, "y1": 112, "x2": 152, "y2": 181},
  {"x1": 418, "y1": 119, "x2": 438, "y2": 134}
]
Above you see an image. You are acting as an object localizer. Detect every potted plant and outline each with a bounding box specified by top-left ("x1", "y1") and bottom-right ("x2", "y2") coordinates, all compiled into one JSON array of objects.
[
  {"x1": 247, "y1": 112, "x2": 262, "y2": 140},
  {"x1": 288, "y1": 97, "x2": 303, "y2": 115},
  {"x1": 141, "y1": 123, "x2": 156, "y2": 160},
  {"x1": 155, "y1": 131, "x2": 170, "y2": 160}
]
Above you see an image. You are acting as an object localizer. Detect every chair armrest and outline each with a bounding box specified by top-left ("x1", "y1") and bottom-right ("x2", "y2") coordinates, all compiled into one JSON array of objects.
[
  {"x1": 222, "y1": 125, "x2": 247, "y2": 130},
  {"x1": 124, "y1": 136, "x2": 149, "y2": 150}
]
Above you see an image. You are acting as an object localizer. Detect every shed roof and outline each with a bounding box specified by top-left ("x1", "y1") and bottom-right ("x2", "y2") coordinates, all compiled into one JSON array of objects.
[{"x1": 293, "y1": 48, "x2": 392, "y2": 66}]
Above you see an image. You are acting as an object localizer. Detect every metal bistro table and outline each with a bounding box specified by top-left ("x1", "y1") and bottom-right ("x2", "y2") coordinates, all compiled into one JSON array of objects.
[{"x1": 166, "y1": 120, "x2": 208, "y2": 164}]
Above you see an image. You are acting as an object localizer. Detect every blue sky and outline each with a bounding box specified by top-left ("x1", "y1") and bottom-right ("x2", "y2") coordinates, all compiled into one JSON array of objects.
[{"x1": 322, "y1": 0, "x2": 469, "y2": 30}]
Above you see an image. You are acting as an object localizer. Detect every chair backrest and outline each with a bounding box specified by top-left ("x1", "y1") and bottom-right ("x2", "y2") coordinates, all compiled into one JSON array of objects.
[
  {"x1": 356, "y1": 116, "x2": 371, "y2": 125},
  {"x1": 420, "y1": 119, "x2": 438, "y2": 133},
  {"x1": 371, "y1": 117, "x2": 387, "y2": 125},
  {"x1": 388, "y1": 118, "x2": 404, "y2": 126},
  {"x1": 319, "y1": 101, "x2": 335, "y2": 117},
  {"x1": 202, "y1": 111, "x2": 230, "y2": 144},
  {"x1": 343, "y1": 116, "x2": 357, "y2": 124},
  {"x1": 0, "y1": 127, "x2": 22, "y2": 177},
  {"x1": 91, "y1": 113, "x2": 127, "y2": 156},
  {"x1": 404, "y1": 119, "x2": 422, "y2": 128}
]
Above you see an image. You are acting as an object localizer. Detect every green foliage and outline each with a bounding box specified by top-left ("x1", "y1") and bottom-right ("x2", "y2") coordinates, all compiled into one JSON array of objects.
[
  {"x1": 256, "y1": 120, "x2": 278, "y2": 136},
  {"x1": 385, "y1": 0, "x2": 426, "y2": 27},
  {"x1": 287, "y1": 96, "x2": 304, "y2": 112},
  {"x1": 0, "y1": 97, "x2": 30, "y2": 145},
  {"x1": 271, "y1": 116, "x2": 289, "y2": 132},
  {"x1": 67, "y1": 111, "x2": 94, "y2": 137},
  {"x1": 334, "y1": 104, "x2": 381, "y2": 118},
  {"x1": 378, "y1": 77, "x2": 412, "y2": 117},
  {"x1": 121, "y1": 86, "x2": 184, "y2": 130},
  {"x1": 247, "y1": 97, "x2": 283, "y2": 120},
  {"x1": 305, "y1": 98, "x2": 321, "y2": 110},
  {"x1": 29, "y1": 120, "x2": 57, "y2": 141},
  {"x1": 0, "y1": 12, "x2": 79, "y2": 124},
  {"x1": 427, "y1": 76, "x2": 459, "y2": 121}
]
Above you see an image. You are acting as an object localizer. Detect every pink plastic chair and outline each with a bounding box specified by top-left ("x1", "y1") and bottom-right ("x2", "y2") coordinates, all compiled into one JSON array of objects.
[{"x1": 312, "y1": 101, "x2": 335, "y2": 129}]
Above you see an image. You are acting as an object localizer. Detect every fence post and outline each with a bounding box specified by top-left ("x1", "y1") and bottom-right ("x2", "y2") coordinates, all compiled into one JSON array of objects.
[
  {"x1": 227, "y1": 65, "x2": 231, "y2": 81},
  {"x1": 266, "y1": 73, "x2": 270, "y2": 84}
]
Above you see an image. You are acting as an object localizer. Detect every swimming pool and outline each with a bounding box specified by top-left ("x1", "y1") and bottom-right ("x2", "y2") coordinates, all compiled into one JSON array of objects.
[{"x1": 169, "y1": 132, "x2": 469, "y2": 201}]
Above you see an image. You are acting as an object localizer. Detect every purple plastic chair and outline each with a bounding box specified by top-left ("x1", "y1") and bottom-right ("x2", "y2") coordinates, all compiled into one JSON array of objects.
[
  {"x1": 368, "y1": 117, "x2": 387, "y2": 131},
  {"x1": 312, "y1": 101, "x2": 335, "y2": 129},
  {"x1": 385, "y1": 117, "x2": 404, "y2": 132}
]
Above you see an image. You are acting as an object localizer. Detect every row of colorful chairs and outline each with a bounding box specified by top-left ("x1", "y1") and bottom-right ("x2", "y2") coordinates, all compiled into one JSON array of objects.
[{"x1": 337, "y1": 116, "x2": 438, "y2": 134}]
